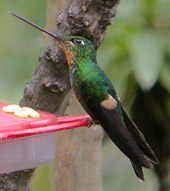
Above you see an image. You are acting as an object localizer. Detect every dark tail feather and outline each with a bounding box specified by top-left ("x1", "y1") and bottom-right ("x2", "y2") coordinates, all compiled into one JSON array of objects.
[
  {"x1": 131, "y1": 161, "x2": 144, "y2": 182},
  {"x1": 121, "y1": 106, "x2": 159, "y2": 164}
]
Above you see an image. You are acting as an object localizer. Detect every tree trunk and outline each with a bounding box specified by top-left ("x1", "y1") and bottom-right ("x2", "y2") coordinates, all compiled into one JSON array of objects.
[
  {"x1": 0, "y1": 0, "x2": 120, "y2": 190},
  {"x1": 50, "y1": 93, "x2": 103, "y2": 191}
]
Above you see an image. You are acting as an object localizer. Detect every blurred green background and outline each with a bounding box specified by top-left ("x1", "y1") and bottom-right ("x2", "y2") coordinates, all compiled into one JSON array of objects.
[{"x1": 0, "y1": 0, "x2": 169, "y2": 190}]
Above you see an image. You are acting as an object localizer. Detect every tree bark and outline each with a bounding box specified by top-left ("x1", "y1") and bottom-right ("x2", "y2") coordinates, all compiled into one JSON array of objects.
[
  {"x1": 50, "y1": 94, "x2": 103, "y2": 191},
  {"x1": 0, "y1": 0, "x2": 119, "y2": 190}
]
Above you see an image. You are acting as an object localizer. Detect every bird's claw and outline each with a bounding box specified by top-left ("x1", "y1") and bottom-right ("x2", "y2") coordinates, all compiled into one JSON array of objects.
[{"x1": 86, "y1": 118, "x2": 95, "y2": 128}]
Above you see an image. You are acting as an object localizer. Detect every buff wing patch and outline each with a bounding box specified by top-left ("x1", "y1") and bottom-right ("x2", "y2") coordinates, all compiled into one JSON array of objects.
[{"x1": 100, "y1": 94, "x2": 117, "y2": 110}]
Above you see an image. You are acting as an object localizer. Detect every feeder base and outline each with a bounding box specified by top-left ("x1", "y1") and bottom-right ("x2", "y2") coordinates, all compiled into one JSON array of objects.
[{"x1": 0, "y1": 133, "x2": 56, "y2": 174}]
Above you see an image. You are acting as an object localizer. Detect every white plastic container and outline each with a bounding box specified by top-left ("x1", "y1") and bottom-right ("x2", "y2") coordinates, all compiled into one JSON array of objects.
[
  {"x1": 0, "y1": 133, "x2": 56, "y2": 173},
  {"x1": 0, "y1": 102, "x2": 58, "y2": 174},
  {"x1": 0, "y1": 102, "x2": 90, "y2": 174}
]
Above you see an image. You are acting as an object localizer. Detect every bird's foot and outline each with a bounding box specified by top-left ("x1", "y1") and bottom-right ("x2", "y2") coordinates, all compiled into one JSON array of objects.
[{"x1": 86, "y1": 118, "x2": 96, "y2": 128}]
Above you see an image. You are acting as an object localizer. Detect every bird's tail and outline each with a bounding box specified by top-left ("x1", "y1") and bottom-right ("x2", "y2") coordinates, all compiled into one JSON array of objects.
[{"x1": 131, "y1": 161, "x2": 144, "y2": 182}]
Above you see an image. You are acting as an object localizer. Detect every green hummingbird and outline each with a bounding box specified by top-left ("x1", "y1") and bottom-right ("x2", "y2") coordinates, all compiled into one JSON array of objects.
[{"x1": 10, "y1": 12, "x2": 159, "y2": 181}]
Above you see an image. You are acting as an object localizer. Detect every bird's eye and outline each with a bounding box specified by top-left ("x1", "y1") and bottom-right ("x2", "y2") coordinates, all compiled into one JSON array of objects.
[{"x1": 72, "y1": 39, "x2": 85, "y2": 46}]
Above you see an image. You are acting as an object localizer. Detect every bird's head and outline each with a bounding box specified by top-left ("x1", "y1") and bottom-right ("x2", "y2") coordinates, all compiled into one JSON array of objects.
[
  {"x1": 58, "y1": 36, "x2": 96, "y2": 67},
  {"x1": 9, "y1": 12, "x2": 96, "y2": 68}
]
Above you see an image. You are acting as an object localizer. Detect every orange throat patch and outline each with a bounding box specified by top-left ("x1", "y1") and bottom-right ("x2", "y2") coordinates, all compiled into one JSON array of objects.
[{"x1": 59, "y1": 42, "x2": 74, "y2": 67}]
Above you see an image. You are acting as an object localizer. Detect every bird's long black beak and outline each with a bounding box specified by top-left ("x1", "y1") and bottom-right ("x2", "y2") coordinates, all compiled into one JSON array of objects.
[{"x1": 8, "y1": 11, "x2": 63, "y2": 42}]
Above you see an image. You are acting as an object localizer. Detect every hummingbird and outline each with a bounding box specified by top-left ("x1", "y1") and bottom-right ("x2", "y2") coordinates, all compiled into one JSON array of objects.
[{"x1": 10, "y1": 12, "x2": 159, "y2": 181}]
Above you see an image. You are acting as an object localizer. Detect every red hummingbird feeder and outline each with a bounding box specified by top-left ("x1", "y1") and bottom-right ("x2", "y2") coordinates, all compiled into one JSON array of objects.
[{"x1": 0, "y1": 102, "x2": 90, "y2": 173}]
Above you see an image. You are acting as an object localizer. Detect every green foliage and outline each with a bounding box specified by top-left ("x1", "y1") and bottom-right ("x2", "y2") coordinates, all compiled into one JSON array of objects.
[
  {"x1": 31, "y1": 165, "x2": 50, "y2": 191},
  {"x1": 129, "y1": 31, "x2": 164, "y2": 90},
  {"x1": 98, "y1": 0, "x2": 170, "y2": 98},
  {"x1": 0, "y1": 0, "x2": 46, "y2": 103}
]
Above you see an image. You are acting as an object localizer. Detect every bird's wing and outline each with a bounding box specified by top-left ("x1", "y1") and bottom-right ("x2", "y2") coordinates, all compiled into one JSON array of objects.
[
  {"x1": 89, "y1": 94, "x2": 157, "y2": 180},
  {"x1": 91, "y1": 94, "x2": 152, "y2": 166},
  {"x1": 121, "y1": 105, "x2": 159, "y2": 164},
  {"x1": 89, "y1": 94, "x2": 159, "y2": 180}
]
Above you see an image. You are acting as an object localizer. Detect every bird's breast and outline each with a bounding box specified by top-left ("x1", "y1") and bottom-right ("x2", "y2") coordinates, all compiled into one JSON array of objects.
[{"x1": 70, "y1": 67, "x2": 108, "y2": 105}]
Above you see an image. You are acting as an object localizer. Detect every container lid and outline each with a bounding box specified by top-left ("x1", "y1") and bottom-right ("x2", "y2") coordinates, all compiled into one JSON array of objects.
[{"x1": 0, "y1": 102, "x2": 90, "y2": 141}]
